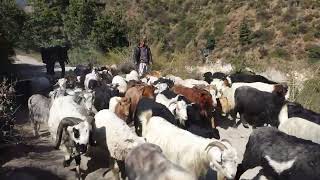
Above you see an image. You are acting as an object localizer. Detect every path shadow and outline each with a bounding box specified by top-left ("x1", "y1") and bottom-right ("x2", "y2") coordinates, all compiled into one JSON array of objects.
[
  {"x1": 214, "y1": 112, "x2": 237, "y2": 129},
  {"x1": 0, "y1": 167, "x2": 65, "y2": 180},
  {"x1": 0, "y1": 143, "x2": 55, "y2": 166}
]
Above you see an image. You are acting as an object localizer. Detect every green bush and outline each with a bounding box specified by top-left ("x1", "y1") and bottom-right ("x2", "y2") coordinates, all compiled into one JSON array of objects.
[
  {"x1": 296, "y1": 77, "x2": 320, "y2": 113},
  {"x1": 271, "y1": 48, "x2": 290, "y2": 59},
  {"x1": 306, "y1": 44, "x2": 320, "y2": 64},
  {"x1": 214, "y1": 19, "x2": 227, "y2": 37},
  {"x1": 239, "y1": 20, "x2": 252, "y2": 46},
  {"x1": 0, "y1": 0, "x2": 26, "y2": 46},
  {"x1": 90, "y1": 12, "x2": 128, "y2": 51},
  {"x1": 252, "y1": 29, "x2": 274, "y2": 44},
  {"x1": 63, "y1": 0, "x2": 96, "y2": 47}
]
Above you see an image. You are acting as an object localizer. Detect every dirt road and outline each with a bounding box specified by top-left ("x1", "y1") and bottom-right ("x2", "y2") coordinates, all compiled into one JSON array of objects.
[{"x1": 0, "y1": 55, "x2": 260, "y2": 180}]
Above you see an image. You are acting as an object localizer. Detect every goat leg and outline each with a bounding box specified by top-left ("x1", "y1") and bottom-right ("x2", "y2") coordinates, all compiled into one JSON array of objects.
[{"x1": 75, "y1": 155, "x2": 82, "y2": 180}]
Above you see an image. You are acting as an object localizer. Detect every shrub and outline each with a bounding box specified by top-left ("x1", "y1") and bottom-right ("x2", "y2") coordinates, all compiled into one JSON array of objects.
[
  {"x1": 239, "y1": 20, "x2": 252, "y2": 46},
  {"x1": 214, "y1": 19, "x2": 227, "y2": 37},
  {"x1": 0, "y1": 78, "x2": 17, "y2": 143},
  {"x1": 271, "y1": 48, "x2": 289, "y2": 59},
  {"x1": 295, "y1": 77, "x2": 320, "y2": 113},
  {"x1": 90, "y1": 12, "x2": 129, "y2": 51},
  {"x1": 306, "y1": 44, "x2": 320, "y2": 64},
  {"x1": 251, "y1": 29, "x2": 274, "y2": 44},
  {"x1": 206, "y1": 35, "x2": 216, "y2": 50}
]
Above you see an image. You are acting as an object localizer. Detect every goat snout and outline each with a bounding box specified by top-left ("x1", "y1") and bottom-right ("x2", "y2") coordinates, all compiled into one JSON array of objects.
[{"x1": 76, "y1": 144, "x2": 87, "y2": 153}]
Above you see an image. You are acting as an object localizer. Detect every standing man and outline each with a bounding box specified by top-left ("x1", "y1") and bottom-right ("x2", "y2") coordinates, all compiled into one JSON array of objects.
[{"x1": 133, "y1": 37, "x2": 152, "y2": 76}]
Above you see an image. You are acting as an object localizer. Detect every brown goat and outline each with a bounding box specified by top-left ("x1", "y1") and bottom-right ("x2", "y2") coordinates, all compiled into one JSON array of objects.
[
  {"x1": 171, "y1": 85, "x2": 215, "y2": 127},
  {"x1": 115, "y1": 97, "x2": 131, "y2": 122},
  {"x1": 125, "y1": 84, "x2": 155, "y2": 123}
]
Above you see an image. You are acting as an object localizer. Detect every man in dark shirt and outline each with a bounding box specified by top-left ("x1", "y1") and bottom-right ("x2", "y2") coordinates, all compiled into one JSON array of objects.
[{"x1": 133, "y1": 37, "x2": 152, "y2": 76}]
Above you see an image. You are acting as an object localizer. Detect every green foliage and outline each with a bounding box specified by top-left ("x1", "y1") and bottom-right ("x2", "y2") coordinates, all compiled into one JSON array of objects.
[
  {"x1": 251, "y1": 29, "x2": 274, "y2": 44},
  {"x1": 0, "y1": 0, "x2": 26, "y2": 46},
  {"x1": 296, "y1": 77, "x2": 320, "y2": 113},
  {"x1": 306, "y1": 44, "x2": 320, "y2": 64},
  {"x1": 26, "y1": 0, "x2": 65, "y2": 47},
  {"x1": 271, "y1": 48, "x2": 289, "y2": 59},
  {"x1": 239, "y1": 20, "x2": 252, "y2": 46},
  {"x1": 91, "y1": 12, "x2": 128, "y2": 51},
  {"x1": 213, "y1": 19, "x2": 227, "y2": 37},
  {"x1": 230, "y1": 54, "x2": 247, "y2": 72},
  {"x1": 63, "y1": 0, "x2": 96, "y2": 47},
  {"x1": 206, "y1": 35, "x2": 216, "y2": 50}
]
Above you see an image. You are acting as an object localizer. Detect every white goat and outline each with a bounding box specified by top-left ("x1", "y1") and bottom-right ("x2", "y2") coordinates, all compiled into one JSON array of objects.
[
  {"x1": 125, "y1": 143, "x2": 196, "y2": 180},
  {"x1": 84, "y1": 69, "x2": 99, "y2": 90},
  {"x1": 109, "y1": 96, "x2": 122, "y2": 112},
  {"x1": 155, "y1": 93, "x2": 188, "y2": 125},
  {"x1": 125, "y1": 70, "x2": 139, "y2": 82},
  {"x1": 48, "y1": 94, "x2": 94, "y2": 179},
  {"x1": 278, "y1": 104, "x2": 320, "y2": 144},
  {"x1": 139, "y1": 111, "x2": 238, "y2": 179},
  {"x1": 28, "y1": 94, "x2": 51, "y2": 136},
  {"x1": 49, "y1": 78, "x2": 67, "y2": 101},
  {"x1": 94, "y1": 110, "x2": 146, "y2": 179},
  {"x1": 112, "y1": 75, "x2": 128, "y2": 94}
]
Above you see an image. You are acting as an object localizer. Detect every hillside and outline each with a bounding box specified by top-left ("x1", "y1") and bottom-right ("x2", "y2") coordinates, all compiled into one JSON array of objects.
[{"x1": 111, "y1": 0, "x2": 320, "y2": 71}]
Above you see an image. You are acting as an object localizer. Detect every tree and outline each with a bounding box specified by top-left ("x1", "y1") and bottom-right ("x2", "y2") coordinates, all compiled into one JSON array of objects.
[
  {"x1": 63, "y1": 0, "x2": 96, "y2": 47},
  {"x1": 239, "y1": 20, "x2": 252, "y2": 46},
  {"x1": 25, "y1": 0, "x2": 65, "y2": 48},
  {"x1": 0, "y1": 0, "x2": 26, "y2": 46},
  {"x1": 90, "y1": 11, "x2": 129, "y2": 51}
]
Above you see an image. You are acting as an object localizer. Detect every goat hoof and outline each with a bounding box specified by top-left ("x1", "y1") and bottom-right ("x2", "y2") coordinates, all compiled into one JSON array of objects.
[{"x1": 63, "y1": 159, "x2": 72, "y2": 167}]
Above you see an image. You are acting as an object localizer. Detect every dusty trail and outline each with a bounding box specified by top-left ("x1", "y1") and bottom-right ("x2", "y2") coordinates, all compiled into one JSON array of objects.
[{"x1": 0, "y1": 54, "x2": 260, "y2": 180}]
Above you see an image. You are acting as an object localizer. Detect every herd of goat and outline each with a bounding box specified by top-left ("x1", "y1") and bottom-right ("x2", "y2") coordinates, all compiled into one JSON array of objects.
[{"x1": 25, "y1": 64, "x2": 320, "y2": 180}]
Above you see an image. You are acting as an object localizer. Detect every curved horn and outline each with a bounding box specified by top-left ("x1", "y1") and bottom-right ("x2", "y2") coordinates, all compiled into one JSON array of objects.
[
  {"x1": 205, "y1": 141, "x2": 227, "y2": 152},
  {"x1": 55, "y1": 117, "x2": 83, "y2": 149},
  {"x1": 221, "y1": 139, "x2": 232, "y2": 146}
]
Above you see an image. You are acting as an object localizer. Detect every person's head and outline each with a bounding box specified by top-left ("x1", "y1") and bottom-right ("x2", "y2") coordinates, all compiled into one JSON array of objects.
[{"x1": 139, "y1": 36, "x2": 147, "y2": 46}]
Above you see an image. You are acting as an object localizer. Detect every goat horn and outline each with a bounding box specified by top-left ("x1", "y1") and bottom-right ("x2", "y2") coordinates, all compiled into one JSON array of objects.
[
  {"x1": 221, "y1": 139, "x2": 232, "y2": 146},
  {"x1": 55, "y1": 117, "x2": 83, "y2": 149},
  {"x1": 205, "y1": 141, "x2": 227, "y2": 151}
]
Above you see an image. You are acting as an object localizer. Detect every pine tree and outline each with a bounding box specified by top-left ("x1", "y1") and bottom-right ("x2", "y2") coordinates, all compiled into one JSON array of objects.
[{"x1": 239, "y1": 20, "x2": 252, "y2": 46}]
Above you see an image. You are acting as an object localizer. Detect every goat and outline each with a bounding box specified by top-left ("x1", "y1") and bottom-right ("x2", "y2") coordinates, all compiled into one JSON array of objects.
[
  {"x1": 28, "y1": 94, "x2": 51, "y2": 136},
  {"x1": 93, "y1": 110, "x2": 145, "y2": 179},
  {"x1": 139, "y1": 111, "x2": 238, "y2": 179},
  {"x1": 54, "y1": 116, "x2": 94, "y2": 179},
  {"x1": 125, "y1": 143, "x2": 196, "y2": 180},
  {"x1": 277, "y1": 102, "x2": 320, "y2": 144},
  {"x1": 235, "y1": 127, "x2": 320, "y2": 180}
]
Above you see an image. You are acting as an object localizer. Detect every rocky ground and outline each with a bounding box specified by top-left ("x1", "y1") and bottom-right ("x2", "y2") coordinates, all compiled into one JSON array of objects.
[{"x1": 0, "y1": 55, "x2": 262, "y2": 180}]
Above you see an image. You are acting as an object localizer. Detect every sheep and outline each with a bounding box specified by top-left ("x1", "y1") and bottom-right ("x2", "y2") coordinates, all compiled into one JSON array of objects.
[
  {"x1": 112, "y1": 75, "x2": 128, "y2": 94},
  {"x1": 139, "y1": 111, "x2": 238, "y2": 179},
  {"x1": 93, "y1": 110, "x2": 146, "y2": 179},
  {"x1": 235, "y1": 127, "x2": 320, "y2": 180},
  {"x1": 28, "y1": 94, "x2": 51, "y2": 136},
  {"x1": 125, "y1": 143, "x2": 196, "y2": 180}
]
